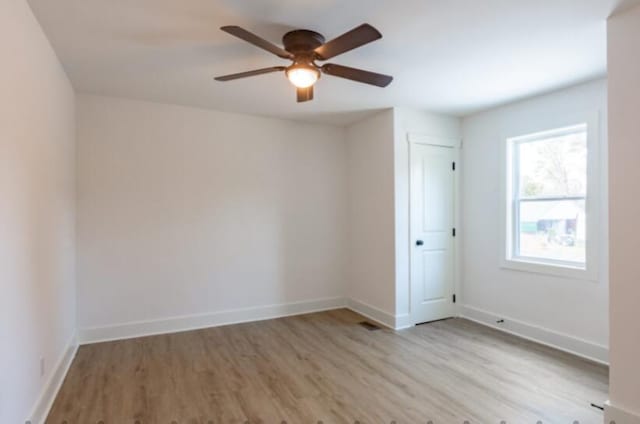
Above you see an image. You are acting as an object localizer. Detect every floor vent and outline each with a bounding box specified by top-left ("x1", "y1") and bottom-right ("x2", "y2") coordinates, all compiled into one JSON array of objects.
[{"x1": 358, "y1": 321, "x2": 381, "y2": 331}]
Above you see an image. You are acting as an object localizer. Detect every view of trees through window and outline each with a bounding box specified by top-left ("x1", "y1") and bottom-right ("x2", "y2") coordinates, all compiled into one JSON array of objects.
[{"x1": 513, "y1": 125, "x2": 587, "y2": 265}]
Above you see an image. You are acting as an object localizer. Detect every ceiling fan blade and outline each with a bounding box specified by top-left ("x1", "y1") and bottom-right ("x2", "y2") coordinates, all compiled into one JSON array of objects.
[
  {"x1": 214, "y1": 66, "x2": 286, "y2": 81},
  {"x1": 314, "y1": 24, "x2": 382, "y2": 60},
  {"x1": 321, "y1": 64, "x2": 392, "y2": 87},
  {"x1": 220, "y1": 26, "x2": 293, "y2": 59},
  {"x1": 297, "y1": 86, "x2": 314, "y2": 102}
]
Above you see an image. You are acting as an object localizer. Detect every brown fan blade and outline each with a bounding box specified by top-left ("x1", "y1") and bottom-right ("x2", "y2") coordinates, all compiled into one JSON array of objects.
[
  {"x1": 297, "y1": 86, "x2": 314, "y2": 102},
  {"x1": 214, "y1": 66, "x2": 286, "y2": 81},
  {"x1": 321, "y1": 64, "x2": 392, "y2": 87},
  {"x1": 221, "y1": 26, "x2": 293, "y2": 59},
  {"x1": 314, "y1": 24, "x2": 382, "y2": 60}
]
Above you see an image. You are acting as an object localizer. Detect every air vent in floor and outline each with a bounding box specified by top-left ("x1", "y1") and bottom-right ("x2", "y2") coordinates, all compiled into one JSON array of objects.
[{"x1": 358, "y1": 321, "x2": 381, "y2": 331}]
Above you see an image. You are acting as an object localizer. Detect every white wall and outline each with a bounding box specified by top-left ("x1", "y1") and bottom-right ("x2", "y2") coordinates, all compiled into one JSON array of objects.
[
  {"x1": 345, "y1": 108, "x2": 460, "y2": 328},
  {"x1": 461, "y1": 79, "x2": 609, "y2": 362},
  {"x1": 606, "y1": 4, "x2": 640, "y2": 422},
  {"x1": 345, "y1": 110, "x2": 397, "y2": 322},
  {"x1": 392, "y1": 108, "x2": 461, "y2": 325},
  {"x1": 76, "y1": 95, "x2": 347, "y2": 339},
  {"x1": 0, "y1": 1, "x2": 76, "y2": 423}
]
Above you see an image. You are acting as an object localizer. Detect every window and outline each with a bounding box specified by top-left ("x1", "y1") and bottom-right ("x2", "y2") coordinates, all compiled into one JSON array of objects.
[{"x1": 504, "y1": 121, "x2": 598, "y2": 277}]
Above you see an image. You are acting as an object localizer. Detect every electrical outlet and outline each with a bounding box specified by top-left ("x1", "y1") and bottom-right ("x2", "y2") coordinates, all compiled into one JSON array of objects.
[{"x1": 40, "y1": 357, "x2": 45, "y2": 377}]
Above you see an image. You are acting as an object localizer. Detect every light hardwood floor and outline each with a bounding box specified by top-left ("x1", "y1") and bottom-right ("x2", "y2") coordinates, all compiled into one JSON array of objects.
[{"x1": 47, "y1": 309, "x2": 608, "y2": 423}]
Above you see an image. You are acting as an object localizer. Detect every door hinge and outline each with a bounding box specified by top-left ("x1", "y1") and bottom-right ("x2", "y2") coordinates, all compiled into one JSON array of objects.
[
  {"x1": 452, "y1": 161, "x2": 456, "y2": 171},
  {"x1": 452, "y1": 228, "x2": 456, "y2": 237},
  {"x1": 453, "y1": 294, "x2": 456, "y2": 303}
]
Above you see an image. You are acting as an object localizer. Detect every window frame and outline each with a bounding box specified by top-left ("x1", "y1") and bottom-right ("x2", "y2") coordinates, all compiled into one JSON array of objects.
[{"x1": 500, "y1": 112, "x2": 600, "y2": 281}]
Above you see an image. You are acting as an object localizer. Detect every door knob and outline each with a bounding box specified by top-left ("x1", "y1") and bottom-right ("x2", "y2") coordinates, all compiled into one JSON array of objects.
[{"x1": 416, "y1": 240, "x2": 424, "y2": 246}]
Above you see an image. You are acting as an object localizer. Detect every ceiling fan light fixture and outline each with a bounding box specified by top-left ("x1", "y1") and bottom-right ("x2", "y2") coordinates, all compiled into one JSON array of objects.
[
  {"x1": 286, "y1": 64, "x2": 320, "y2": 88},
  {"x1": 215, "y1": 24, "x2": 393, "y2": 101}
]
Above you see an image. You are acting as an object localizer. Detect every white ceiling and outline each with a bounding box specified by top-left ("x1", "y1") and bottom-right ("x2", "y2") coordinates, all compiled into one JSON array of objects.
[{"x1": 28, "y1": 0, "x2": 632, "y2": 125}]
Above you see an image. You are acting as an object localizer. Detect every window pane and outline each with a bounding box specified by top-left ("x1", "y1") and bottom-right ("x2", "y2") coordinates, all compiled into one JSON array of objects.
[
  {"x1": 517, "y1": 199, "x2": 586, "y2": 264},
  {"x1": 518, "y1": 129, "x2": 587, "y2": 198}
]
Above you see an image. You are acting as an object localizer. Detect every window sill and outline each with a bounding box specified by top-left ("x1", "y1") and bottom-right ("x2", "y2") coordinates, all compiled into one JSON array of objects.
[{"x1": 500, "y1": 257, "x2": 597, "y2": 281}]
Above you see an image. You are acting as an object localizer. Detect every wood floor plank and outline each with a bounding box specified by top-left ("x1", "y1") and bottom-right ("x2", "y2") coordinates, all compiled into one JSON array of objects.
[{"x1": 46, "y1": 309, "x2": 608, "y2": 423}]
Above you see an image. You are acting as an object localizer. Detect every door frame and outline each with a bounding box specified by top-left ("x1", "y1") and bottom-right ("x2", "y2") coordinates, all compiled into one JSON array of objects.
[{"x1": 407, "y1": 133, "x2": 461, "y2": 326}]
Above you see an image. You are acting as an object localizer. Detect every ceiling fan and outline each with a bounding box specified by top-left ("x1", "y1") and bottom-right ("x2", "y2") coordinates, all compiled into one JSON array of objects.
[{"x1": 214, "y1": 24, "x2": 393, "y2": 102}]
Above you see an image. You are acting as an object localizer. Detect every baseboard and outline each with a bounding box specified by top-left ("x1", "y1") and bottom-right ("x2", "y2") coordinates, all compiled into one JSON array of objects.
[
  {"x1": 459, "y1": 304, "x2": 609, "y2": 364},
  {"x1": 27, "y1": 333, "x2": 78, "y2": 424},
  {"x1": 346, "y1": 298, "x2": 399, "y2": 329},
  {"x1": 79, "y1": 297, "x2": 347, "y2": 344},
  {"x1": 393, "y1": 313, "x2": 413, "y2": 330},
  {"x1": 605, "y1": 401, "x2": 640, "y2": 424}
]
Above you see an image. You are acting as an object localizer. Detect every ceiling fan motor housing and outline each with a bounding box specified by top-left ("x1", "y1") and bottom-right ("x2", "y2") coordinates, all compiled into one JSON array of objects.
[{"x1": 282, "y1": 30, "x2": 326, "y2": 55}]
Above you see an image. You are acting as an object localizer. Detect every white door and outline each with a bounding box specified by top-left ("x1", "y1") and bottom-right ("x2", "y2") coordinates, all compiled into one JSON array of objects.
[{"x1": 410, "y1": 143, "x2": 455, "y2": 324}]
